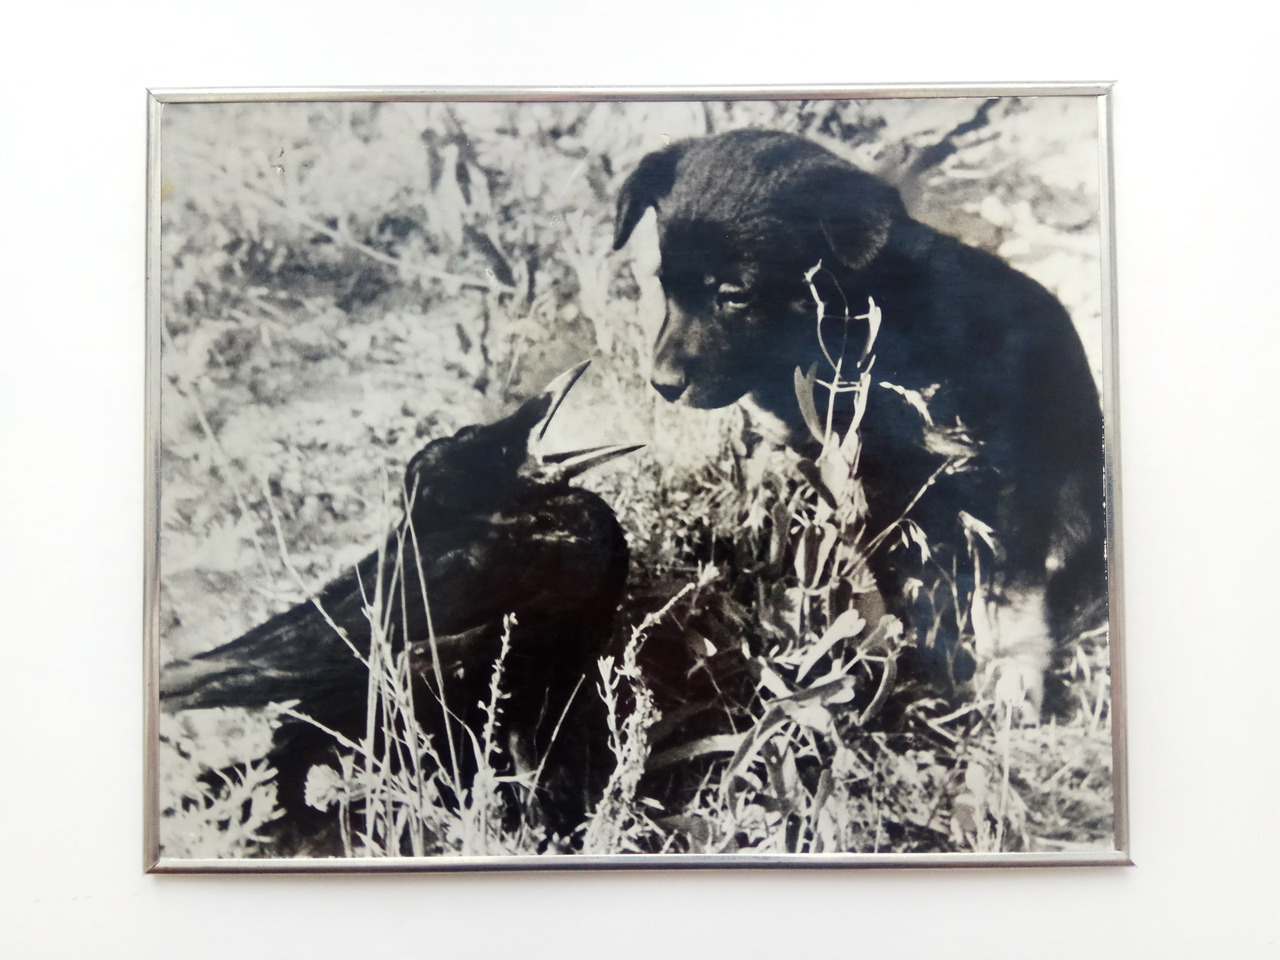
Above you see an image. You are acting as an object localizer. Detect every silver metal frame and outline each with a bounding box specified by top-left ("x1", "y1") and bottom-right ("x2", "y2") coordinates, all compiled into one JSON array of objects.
[{"x1": 144, "y1": 83, "x2": 1128, "y2": 873}]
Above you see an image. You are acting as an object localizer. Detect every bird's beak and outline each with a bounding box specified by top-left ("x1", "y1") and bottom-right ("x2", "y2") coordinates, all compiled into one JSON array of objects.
[
  {"x1": 532, "y1": 359, "x2": 592, "y2": 443},
  {"x1": 534, "y1": 442, "x2": 646, "y2": 484},
  {"x1": 523, "y1": 360, "x2": 643, "y2": 483}
]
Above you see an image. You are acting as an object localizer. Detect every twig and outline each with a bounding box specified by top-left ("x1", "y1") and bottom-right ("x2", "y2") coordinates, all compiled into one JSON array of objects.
[
  {"x1": 583, "y1": 573, "x2": 709, "y2": 853},
  {"x1": 403, "y1": 488, "x2": 466, "y2": 829}
]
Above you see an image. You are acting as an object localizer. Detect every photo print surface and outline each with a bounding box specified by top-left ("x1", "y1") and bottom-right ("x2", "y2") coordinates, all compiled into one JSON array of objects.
[{"x1": 148, "y1": 90, "x2": 1123, "y2": 867}]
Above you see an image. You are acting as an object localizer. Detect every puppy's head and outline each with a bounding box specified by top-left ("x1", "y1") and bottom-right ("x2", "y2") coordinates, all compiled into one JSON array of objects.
[{"x1": 614, "y1": 130, "x2": 906, "y2": 409}]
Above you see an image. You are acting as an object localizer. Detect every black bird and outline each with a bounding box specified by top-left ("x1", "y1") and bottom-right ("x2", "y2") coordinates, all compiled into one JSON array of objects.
[{"x1": 161, "y1": 361, "x2": 640, "y2": 849}]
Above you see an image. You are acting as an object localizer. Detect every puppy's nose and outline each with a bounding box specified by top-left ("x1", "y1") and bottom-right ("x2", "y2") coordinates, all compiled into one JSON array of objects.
[{"x1": 650, "y1": 368, "x2": 687, "y2": 403}]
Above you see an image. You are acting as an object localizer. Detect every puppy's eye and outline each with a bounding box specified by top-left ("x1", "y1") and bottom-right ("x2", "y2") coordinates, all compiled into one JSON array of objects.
[{"x1": 715, "y1": 282, "x2": 750, "y2": 308}]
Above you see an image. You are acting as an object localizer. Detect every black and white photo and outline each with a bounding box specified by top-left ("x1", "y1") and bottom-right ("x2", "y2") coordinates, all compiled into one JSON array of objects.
[{"x1": 146, "y1": 88, "x2": 1125, "y2": 868}]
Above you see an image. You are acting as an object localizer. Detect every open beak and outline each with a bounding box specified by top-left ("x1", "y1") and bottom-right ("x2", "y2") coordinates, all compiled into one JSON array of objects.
[
  {"x1": 524, "y1": 360, "x2": 643, "y2": 484},
  {"x1": 532, "y1": 359, "x2": 591, "y2": 443},
  {"x1": 534, "y1": 442, "x2": 645, "y2": 484}
]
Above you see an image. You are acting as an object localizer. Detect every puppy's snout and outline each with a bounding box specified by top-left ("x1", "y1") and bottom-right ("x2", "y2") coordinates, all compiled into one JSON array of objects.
[
  {"x1": 651, "y1": 315, "x2": 692, "y2": 402},
  {"x1": 650, "y1": 366, "x2": 688, "y2": 402}
]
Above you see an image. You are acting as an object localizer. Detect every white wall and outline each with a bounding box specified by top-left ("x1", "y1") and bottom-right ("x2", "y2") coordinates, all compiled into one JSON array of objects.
[{"x1": 1, "y1": 2, "x2": 1277, "y2": 956}]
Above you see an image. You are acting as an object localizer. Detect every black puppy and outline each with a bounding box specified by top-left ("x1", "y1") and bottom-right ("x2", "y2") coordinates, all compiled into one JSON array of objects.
[{"x1": 613, "y1": 129, "x2": 1106, "y2": 711}]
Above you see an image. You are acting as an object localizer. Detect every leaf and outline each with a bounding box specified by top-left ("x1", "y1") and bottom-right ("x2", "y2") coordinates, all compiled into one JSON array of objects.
[
  {"x1": 858, "y1": 656, "x2": 898, "y2": 725},
  {"x1": 878, "y1": 381, "x2": 936, "y2": 425},
  {"x1": 761, "y1": 741, "x2": 800, "y2": 814},
  {"x1": 768, "y1": 498, "x2": 793, "y2": 569},
  {"x1": 780, "y1": 701, "x2": 836, "y2": 734},
  {"x1": 757, "y1": 663, "x2": 793, "y2": 700},
  {"x1": 818, "y1": 451, "x2": 851, "y2": 502},
  {"x1": 860, "y1": 297, "x2": 882, "y2": 360},
  {"x1": 647, "y1": 733, "x2": 747, "y2": 771},
  {"x1": 793, "y1": 363, "x2": 826, "y2": 444},
  {"x1": 959, "y1": 510, "x2": 999, "y2": 553},
  {"x1": 811, "y1": 523, "x2": 838, "y2": 589},
  {"x1": 795, "y1": 458, "x2": 838, "y2": 511},
  {"x1": 720, "y1": 673, "x2": 857, "y2": 804},
  {"x1": 902, "y1": 518, "x2": 931, "y2": 564},
  {"x1": 857, "y1": 614, "x2": 905, "y2": 656},
  {"x1": 796, "y1": 608, "x2": 866, "y2": 682},
  {"x1": 794, "y1": 521, "x2": 839, "y2": 589},
  {"x1": 721, "y1": 705, "x2": 790, "y2": 804},
  {"x1": 811, "y1": 768, "x2": 834, "y2": 815}
]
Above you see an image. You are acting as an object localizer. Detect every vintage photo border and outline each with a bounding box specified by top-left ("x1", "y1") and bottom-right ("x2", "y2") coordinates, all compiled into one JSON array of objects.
[{"x1": 143, "y1": 83, "x2": 1128, "y2": 873}]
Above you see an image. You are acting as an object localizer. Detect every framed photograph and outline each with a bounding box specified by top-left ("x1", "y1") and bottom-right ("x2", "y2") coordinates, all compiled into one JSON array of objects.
[{"x1": 145, "y1": 85, "x2": 1126, "y2": 871}]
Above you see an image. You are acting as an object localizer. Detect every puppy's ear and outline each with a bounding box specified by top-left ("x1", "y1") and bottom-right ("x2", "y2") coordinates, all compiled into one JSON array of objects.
[
  {"x1": 613, "y1": 144, "x2": 684, "y2": 250},
  {"x1": 809, "y1": 166, "x2": 908, "y2": 271}
]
